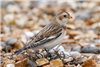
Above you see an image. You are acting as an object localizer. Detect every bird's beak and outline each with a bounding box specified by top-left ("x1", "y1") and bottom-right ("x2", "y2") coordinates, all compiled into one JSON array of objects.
[{"x1": 68, "y1": 16, "x2": 72, "y2": 19}]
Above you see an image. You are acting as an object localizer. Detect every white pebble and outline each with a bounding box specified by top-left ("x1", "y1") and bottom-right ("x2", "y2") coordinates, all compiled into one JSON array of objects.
[
  {"x1": 6, "y1": 64, "x2": 15, "y2": 67},
  {"x1": 7, "y1": 4, "x2": 21, "y2": 13},
  {"x1": 25, "y1": 32, "x2": 34, "y2": 38},
  {"x1": 71, "y1": 51, "x2": 81, "y2": 59},
  {"x1": 3, "y1": 14, "x2": 14, "y2": 24}
]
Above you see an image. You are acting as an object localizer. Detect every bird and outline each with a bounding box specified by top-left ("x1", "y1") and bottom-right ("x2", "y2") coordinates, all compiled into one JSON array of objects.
[{"x1": 14, "y1": 11, "x2": 72, "y2": 55}]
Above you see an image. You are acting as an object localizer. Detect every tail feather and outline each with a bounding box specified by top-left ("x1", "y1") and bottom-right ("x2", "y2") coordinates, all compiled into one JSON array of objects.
[
  {"x1": 14, "y1": 48, "x2": 23, "y2": 55},
  {"x1": 14, "y1": 46, "x2": 33, "y2": 55}
]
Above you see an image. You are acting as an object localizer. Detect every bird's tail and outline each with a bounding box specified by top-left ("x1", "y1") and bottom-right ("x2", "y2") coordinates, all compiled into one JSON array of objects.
[
  {"x1": 14, "y1": 48, "x2": 24, "y2": 55},
  {"x1": 14, "y1": 44, "x2": 35, "y2": 55},
  {"x1": 14, "y1": 45, "x2": 33, "y2": 55}
]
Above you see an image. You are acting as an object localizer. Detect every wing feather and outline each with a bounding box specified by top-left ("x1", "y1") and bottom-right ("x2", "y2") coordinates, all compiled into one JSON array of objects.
[{"x1": 25, "y1": 23, "x2": 62, "y2": 46}]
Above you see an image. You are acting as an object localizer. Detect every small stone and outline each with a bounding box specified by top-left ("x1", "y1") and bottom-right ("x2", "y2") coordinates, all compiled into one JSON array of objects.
[
  {"x1": 12, "y1": 29, "x2": 21, "y2": 39},
  {"x1": 0, "y1": 61, "x2": 4, "y2": 67},
  {"x1": 82, "y1": 59, "x2": 97, "y2": 67},
  {"x1": 92, "y1": 22, "x2": 100, "y2": 29},
  {"x1": 6, "y1": 64, "x2": 15, "y2": 67},
  {"x1": 64, "y1": 57, "x2": 73, "y2": 63},
  {"x1": 50, "y1": 45, "x2": 66, "y2": 54},
  {"x1": 80, "y1": 57, "x2": 88, "y2": 62},
  {"x1": 15, "y1": 16, "x2": 28, "y2": 28},
  {"x1": 0, "y1": 42, "x2": 6, "y2": 51},
  {"x1": 71, "y1": 52, "x2": 81, "y2": 59},
  {"x1": 50, "y1": 59, "x2": 63, "y2": 67},
  {"x1": 42, "y1": 65, "x2": 50, "y2": 67},
  {"x1": 7, "y1": 4, "x2": 21, "y2": 13},
  {"x1": 32, "y1": 30, "x2": 40, "y2": 34},
  {"x1": 27, "y1": 60, "x2": 37, "y2": 67},
  {"x1": 20, "y1": 34, "x2": 27, "y2": 44},
  {"x1": 25, "y1": 21, "x2": 35, "y2": 27},
  {"x1": 30, "y1": 23, "x2": 41, "y2": 30},
  {"x1": 25, "y1": 32, "x2": 34, "y2": 39},
  {"x1": 77, "y1": 64, "x2": 82, "y2": 67},
  {"x1": 35, "y1": 58, "x2": 49, "y2": 66},
  {"x1": 15, "y1": 58, "x2": 28, "y2": 67},
  {"x1": 16, "y1": 55, "x2": 23, "y2": 61},
  {"x1": 0, "y1": 46, "x2": 4, "y2": 51},
  {"x1": 82, "y1": 46, "x2": 100, "y2": 54},
  {"x1": 75, "y1": 20, "x2": 85, "y2": 27},
  {"x1": 6, "y1": 39, "x2": 17, "y2": 45},
  {"x1": 4, "y1": 60, "x2": 15, "y2": 67},
  {"x1": 66, "y1": 24, "x2": 76, "y2": 30},
  {"x1": 67, "y1": 2, "x2": 77, "y2": 9},
  {"x1": 85, "y1": 30, "x2": 98, "y2": 38},
  {"x1": 3, "y1": 25, "x2": 10, "y2": 33},
  {"x1": 62, "y1": 39, "x2": 75, "y2": 44},
  {"x1": 74, "y1": 35, "x2": 85, "y2": 40},
  {"x1": 3, "y1": 14, "x2": 15, "y2": 24},
  {"x1": 68, "y1": 64, "x2": 75, "y2": 67},
  {"x1": 14, "y1": 40, "x2": 24, "y2": 49},
  {"x1": 67, "y1": 30, "x2": 83, "y2": 36}
]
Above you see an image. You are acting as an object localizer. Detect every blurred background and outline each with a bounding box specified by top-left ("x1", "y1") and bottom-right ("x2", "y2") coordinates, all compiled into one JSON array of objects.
[{"x1": 0, "y1": 0, "x2": 100, "y2": 52}]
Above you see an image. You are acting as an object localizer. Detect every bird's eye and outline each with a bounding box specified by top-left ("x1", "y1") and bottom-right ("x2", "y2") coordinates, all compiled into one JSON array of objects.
[{"x1": 63, "y1": 15, "x2": 66, "y2": 17}]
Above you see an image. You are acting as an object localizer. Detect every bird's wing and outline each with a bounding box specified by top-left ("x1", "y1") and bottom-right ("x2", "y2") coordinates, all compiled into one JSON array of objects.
[
  {"x1": 25, "y1": 23, "x2": 62, "y2": 47},
  {"x1": 24, "y1": 32, "x2": 62, "y2": 50}
]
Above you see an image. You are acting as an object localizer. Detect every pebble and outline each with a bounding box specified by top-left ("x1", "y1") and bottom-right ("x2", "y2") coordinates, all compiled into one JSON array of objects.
[
  {"x1": 15, "y1": 58, "x2": 28, "y2": 67},
  {"x1": 50, "y1": 45, "x2": 66, "y2": 54},
  {"x1": 92, "y1": 22, "x2": 100, "y2": 27},
  {"x1": 42, "y1": 65, "x2": 50, "y2": 67},
  {"x1": 74, "y1": 35, "x2": 85, "y2": 40},
  {"x1": 35, "y1": 58, "x2": 49, "y2": 66},
  {"x1": 0, "y1": 42, "x2": 6, "y2": 51},
  {"x1": 50, "y1": 59, "x2": 63, "y2": 67},
  {"x1": 82, "y1": 46, "x2": 100, "y2": 54},
  {"x1": 15, "y1": 16, "x2": 28, "y2": 28},
  {"x1": 16, "y1": 55, "x2": 23, "y2": 61},
  {"x1": 6, "y1": 64, "x2": 15, "y2": 67},
  {"x1": 64, "y1": 57, "x2": 73, "y2": 63},
  {"x1": 80, "y1": 57, "x2": 88, "y2": 62},
  {"x1": 71, "y1": 51, "x2": 81, "y2": 59},
  {"x1": 67, "y1": 30, "x2": 83, "y2": 36},
  {"x1": 20, "y1": 34, "x2": 27, "y2": 44},
  {"x1": 32, "y1": 30, "x2": 40, "y2": 34},
  {"x1": 67, "y1": 1, "x2": 77, "y2": 9},
  {"x1": 66, "y1": 24, "x2": 76, "y2": 30},
  {"x1": 4, "y1": 60, "x2": 15, "y2": 67},
  {"x1": 3, "y1": 14, "x2": 14, "y2": 24},
  {"x1": 27, "y1": 60, "x2": 37, "y2": 67},
  {"x1": 6, "y1": 39, "x2": 17, "y2": 45},
  {"x1": 85, "y1": 30, "x2": 98, "y2": 38},
  {"x1": 3, "y1": 25, "x2": 10, "y2": 34},
  {"x1": 7, "y1": 4, "x2": 21, "y2": 13},
  {"x1": 25, "y1": 32, "x2": 34, "y2": 39}
]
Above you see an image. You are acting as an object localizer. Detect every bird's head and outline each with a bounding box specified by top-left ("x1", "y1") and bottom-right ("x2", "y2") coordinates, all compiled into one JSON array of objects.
[{"x1": 54, "y1": 11, "x2": 72, "y2": 26}]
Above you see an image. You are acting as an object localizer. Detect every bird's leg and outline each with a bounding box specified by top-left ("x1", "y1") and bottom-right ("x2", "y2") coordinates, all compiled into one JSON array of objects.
[
  {"x1": 54, "y1": 45, "x2": 66, "y2": 64},
  {"x1": 35, "y1": 51, "x2": 40, "y2": 59},
  {"x1": 53, "y1": 45, "x2": 63, "y2": 59},
  {"x1": 44, "y1": 48, "x2": 52, "y2": 58}
]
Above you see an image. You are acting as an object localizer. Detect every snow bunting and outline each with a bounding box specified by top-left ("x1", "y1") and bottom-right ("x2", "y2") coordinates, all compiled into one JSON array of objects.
[{"x1": 14, "y1": 11, "x2": 72, "y2": 55}]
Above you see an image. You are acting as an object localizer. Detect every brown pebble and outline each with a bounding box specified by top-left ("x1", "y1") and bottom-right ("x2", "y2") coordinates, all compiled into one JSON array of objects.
[
  {"x1": 50, "y1": 59, "x2": 63, "y2": 67},
  {"x1": 35, "y1": 58, "x2": 49, "y2": 66}
]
